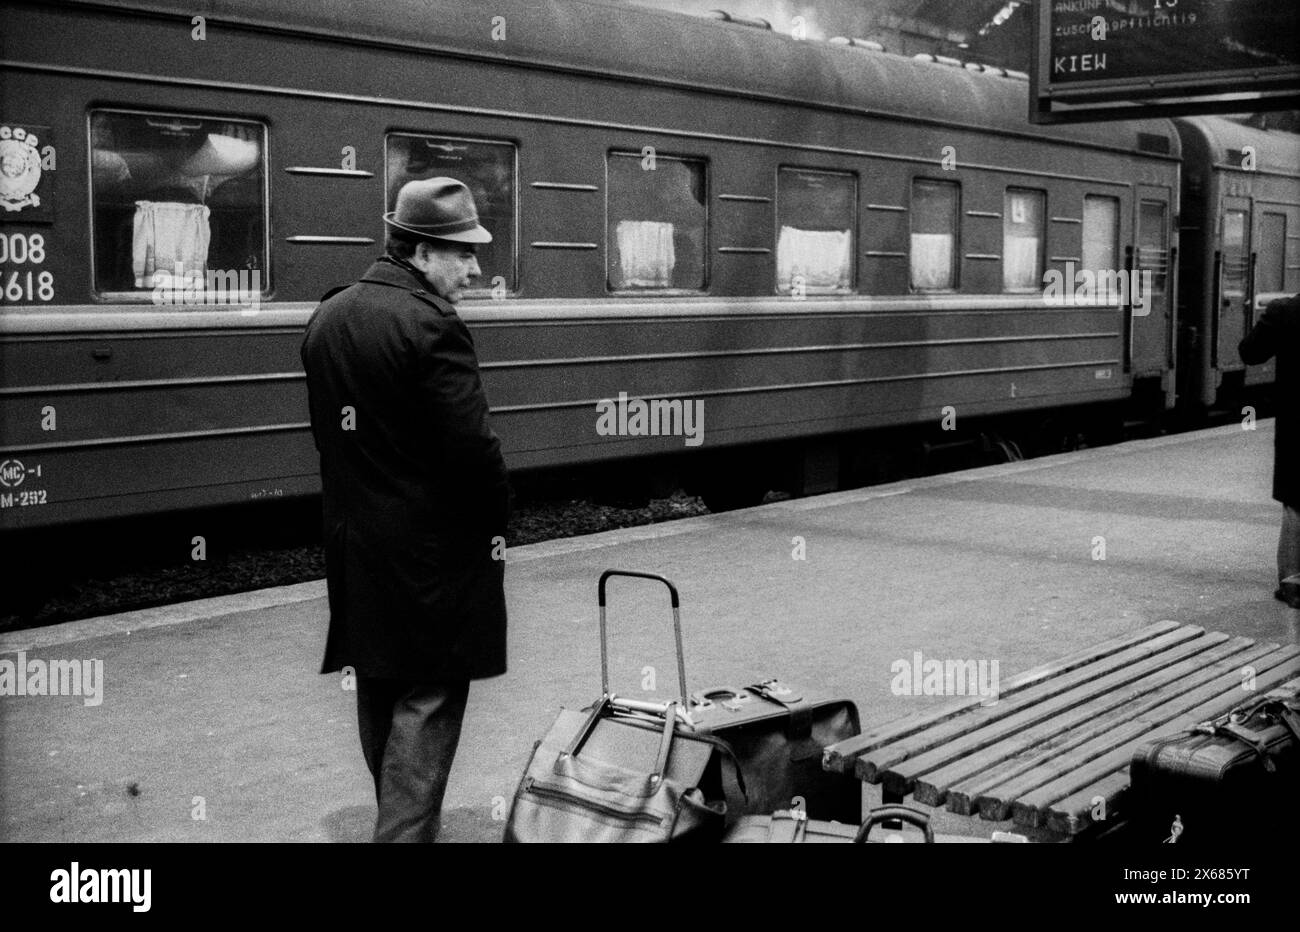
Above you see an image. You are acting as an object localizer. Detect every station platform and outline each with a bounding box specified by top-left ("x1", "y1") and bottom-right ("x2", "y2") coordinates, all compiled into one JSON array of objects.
[{"x1": 2, "y1": 422, "x2": 1296, "y2": 843}]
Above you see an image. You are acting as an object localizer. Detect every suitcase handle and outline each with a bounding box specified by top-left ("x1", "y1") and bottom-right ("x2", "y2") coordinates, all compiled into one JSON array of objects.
[
  {"x1": 855, "y1": 805, "x2": 935, "y2": 843},
  {"x1": 689, "y1": 686, "x2": 751, "y2": 710},
  {"x1": 598, "y1": 570, "x2": 689, "y2": 706}
]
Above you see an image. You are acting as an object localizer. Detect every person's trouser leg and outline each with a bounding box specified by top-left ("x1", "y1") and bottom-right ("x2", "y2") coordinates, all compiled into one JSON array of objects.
[
  {"x1": 368, "y1": 679, "x2": 470, "y2": 843},
  {"x1": 356, "y1": 677, "x2": 404, "y2": 801},
  {"x1": 1279, "y1": 504, "x2": 1300, "y2": 603}
]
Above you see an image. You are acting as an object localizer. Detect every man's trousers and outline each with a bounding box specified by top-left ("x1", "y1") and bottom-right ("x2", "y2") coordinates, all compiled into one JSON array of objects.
[
  {"x1": 356, "y1": 677, "x2": 470, "y2": 843},
  {"x1": 1280, "y1": 504, "x2": 1300, "y2": 603}
]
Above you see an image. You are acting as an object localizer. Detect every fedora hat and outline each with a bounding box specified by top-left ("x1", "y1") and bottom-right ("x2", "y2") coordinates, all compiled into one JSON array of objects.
[{"x1": 383, "y1": 177, "x2": 492, "y2": 243}]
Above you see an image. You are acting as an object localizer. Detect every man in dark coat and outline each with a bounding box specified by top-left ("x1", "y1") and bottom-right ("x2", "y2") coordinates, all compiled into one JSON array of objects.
[
  {"x1": 301, "y1": 177, "x2": 511, "y2": 841},
  {"x1": 1240, "y1": 293, "x2": 1300, "y2": 609}
]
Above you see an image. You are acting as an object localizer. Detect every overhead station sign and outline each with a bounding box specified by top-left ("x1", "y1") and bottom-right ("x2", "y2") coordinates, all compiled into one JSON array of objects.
[{"x1": 1031, "y1": 0, "x2": 1300, "y2": 123}]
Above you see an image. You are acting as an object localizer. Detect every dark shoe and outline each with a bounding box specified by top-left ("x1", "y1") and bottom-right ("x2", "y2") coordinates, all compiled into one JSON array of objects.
[{"x1": 1277, "y1": 583, "x2": 1300, "y2": 609}]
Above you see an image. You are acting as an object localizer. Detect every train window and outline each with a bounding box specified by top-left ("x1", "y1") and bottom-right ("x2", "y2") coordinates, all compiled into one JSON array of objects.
[
  {"x1": 90, "y1": 110, "x2": 267, "y2": 297},
  {"x1": 1220, "y1": 209, "x2": 1249, "y2": 296},
  {"x1": 776, "y1": 167, "x2": 855, "y2": 294},
  {"x1": 607, "y1": 152, "x2": 707, "y2": 291},
  {"x1": 386, "y1": 134, "x2": 516, "y2": 292},
  {"x1": 1139, "y1": 200, "x2": 1170, "y2": 294},
  {"x1": 909, "y1": 179, "x2": 959, "y2": 291},
  {"x1": 1222, "y1": 210, "x2": 1246, "y2": 249},
  {"x1": 1003, "y1": 188, "x2": 1044, "y2": 291},
  {"x1": 1259, "y1": 213, "x2": 1287, "y2": 293},
  {"x1": 1082, "y1": 196, "x2": 1119, "y2": 278}
]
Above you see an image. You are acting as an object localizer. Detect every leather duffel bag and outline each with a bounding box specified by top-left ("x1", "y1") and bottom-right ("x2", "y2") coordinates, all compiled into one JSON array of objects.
[{"x1": 504, "y1": 699, "x2": 733, "y2": 843}]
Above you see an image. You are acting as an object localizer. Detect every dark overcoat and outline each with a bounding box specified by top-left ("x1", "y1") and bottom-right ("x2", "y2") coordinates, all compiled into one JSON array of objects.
[
  {"x1": 301, "y1": 257, "x2": 510, "y2": 680},
  {"x1": 1240, "y1": 294, "x2": 1299, "y2": 507}
]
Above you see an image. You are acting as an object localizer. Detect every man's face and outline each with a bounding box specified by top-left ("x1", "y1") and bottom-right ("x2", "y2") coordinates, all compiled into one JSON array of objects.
[{"x1": 411, "y1": 241, "x2": 481, "y2": 304}]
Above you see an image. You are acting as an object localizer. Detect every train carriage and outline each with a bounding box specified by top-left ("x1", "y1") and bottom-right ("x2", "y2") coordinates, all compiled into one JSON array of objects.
[
  {"x1": 1, "y1": 0, "x2": 1189, "y2": 531},
  {"x1": 1174, "y1": 117, "x2": 1300, "y2": 410}
]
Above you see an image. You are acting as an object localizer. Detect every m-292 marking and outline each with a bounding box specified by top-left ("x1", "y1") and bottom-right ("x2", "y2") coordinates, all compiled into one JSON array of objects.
[{"x1": 0, "y1": 489, "x2": 49, "y2": 508}]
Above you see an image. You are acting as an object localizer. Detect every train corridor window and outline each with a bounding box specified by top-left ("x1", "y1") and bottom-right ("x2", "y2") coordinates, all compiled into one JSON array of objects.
[
  {"x1": 910, "y1": 179, "x2": 959, "y2": 290},
  {"x1": 607, "y1": 152, "x2": 706, "y2": 291},
  {"x1": 1219, "y1": 209, "x2": 1249, "y2": 299},
  {"x1": 776, "y1": 168, "x2": 855, "y2": 294},
  {"x1": 1259, "y1": 212, "x2": 1287, "y2": 293},
  {"x1": 1082, "y1": 196, "x2": 1119, "y2": 278},
  {"x1": 386, "y1": 134, "x2": 517, "y2": 292},
  {"x1": 1139, "y1": 200, "x2": 1170, "y2": 294},
  {"x1": 90, "y1": 110, "x2": 267, "y2": 297},
  {"x1": 1003, "y1": 188, "x2": 1045, "y2": 291}
]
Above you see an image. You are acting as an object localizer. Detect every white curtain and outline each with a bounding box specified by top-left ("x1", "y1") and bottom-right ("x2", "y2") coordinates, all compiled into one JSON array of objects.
[
  {"x1": 1003, "y1": 235, "x2": 1041, "y2": 290},
  {"x1": 1004, "y1": 189, "x2": 1043, "y2": 290},
  {"x1": 909, "y1": 233, "x2": 954, "y2": 290},
  {"x1": 615, "y1": 220, "x2": 675, "y2": 288},
  {"x1": 778, "y1": 227, "x2": 851, "y2": 292},
  {"x1": 1082, "y1": 197, "x2": 1118, "y2": 276},
  {"x1": 132, "y1": 201, "x2": 211, "y2": 288}
]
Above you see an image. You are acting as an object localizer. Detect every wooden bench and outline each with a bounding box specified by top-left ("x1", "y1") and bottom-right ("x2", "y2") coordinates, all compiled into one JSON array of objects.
[{"x1": 823, "y1": 621, "x2": 1300, "y2": 841}]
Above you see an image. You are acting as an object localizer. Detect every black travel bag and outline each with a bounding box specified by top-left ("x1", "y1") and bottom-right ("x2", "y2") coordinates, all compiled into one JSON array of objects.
[
  {"x1": 688, "y1": 680, "x2": 861, "y2": 823},
  {"x1": 1128, "y1": 681, "x2": 1300, "y2": 844}
]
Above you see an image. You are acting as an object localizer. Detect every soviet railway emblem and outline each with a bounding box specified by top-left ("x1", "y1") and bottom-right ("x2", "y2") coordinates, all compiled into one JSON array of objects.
[{"x1": 0, "y1": 125, "x2": 43, "y2": 213}]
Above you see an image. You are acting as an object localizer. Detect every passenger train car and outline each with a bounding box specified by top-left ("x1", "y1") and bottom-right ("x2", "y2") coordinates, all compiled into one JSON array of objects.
[
  {"x1": 1174, "y1": 117, "x2": 1300, "y2": 409},
  {"x1": 0, "y1": 0, "x2": 1295, "y2": 534}
]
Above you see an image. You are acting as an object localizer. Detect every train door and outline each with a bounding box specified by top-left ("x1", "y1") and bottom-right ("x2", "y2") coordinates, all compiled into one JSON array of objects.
[
  {"x1": 1243, "y1": 206, "x2": 1296, "y2": 386},
  {"x1": 1132, "y1": 190, "x2": 1172, "y2": 378},
  {"x1": 1215, "y1": 196, "x2": 1252, "y2": 377}
]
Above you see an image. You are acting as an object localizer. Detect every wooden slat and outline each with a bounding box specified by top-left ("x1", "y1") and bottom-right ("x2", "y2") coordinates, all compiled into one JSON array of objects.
[
  {"x1": 1045, "y1": 677, "x2": 1300, "y2": 835},
  {"x1": 854, "y1": 625, "x2": 1206, "y2": 786},
  {"x1": 921, "y1": 636, "x2": 1261, "y2": 809},
  {"x1": 891, "y1": 631, "x2": 1235, "y2": 801},
  {"x1": 823, "y1": 621, "x2": 1184, "y2": 773},
  {"x1": 970, "y1": 641, "x2": 1285, "y2": 818},
  {"x1": 945, "y1": 639, "x2": 1273, "y2": 815},
  {"x1": 1008, "y1": 647, "x2": 1300, "y2": 828},
  {"x1": 1049, "y1": 771, "x2": 1130, "y2": 838}
]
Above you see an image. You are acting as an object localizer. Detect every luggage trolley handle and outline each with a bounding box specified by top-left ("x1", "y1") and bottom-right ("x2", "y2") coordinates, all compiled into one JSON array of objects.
[{"x1": 597, "y1": 570, "x2": 689, "y2": 706}]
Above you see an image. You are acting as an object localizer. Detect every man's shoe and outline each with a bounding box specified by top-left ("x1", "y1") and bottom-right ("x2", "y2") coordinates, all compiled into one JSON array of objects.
[{"x1": 1277, "y1": 582, "x2": 1300, "y2": 609}]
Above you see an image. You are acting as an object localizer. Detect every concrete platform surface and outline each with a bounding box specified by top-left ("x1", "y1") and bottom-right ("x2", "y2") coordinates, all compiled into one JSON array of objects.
[{"x1": 1, "y1": 422, "x2": 1296, "y2": 842}]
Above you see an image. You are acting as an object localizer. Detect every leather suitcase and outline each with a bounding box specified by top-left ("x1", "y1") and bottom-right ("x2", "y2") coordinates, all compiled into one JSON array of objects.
[
  {"x1": 1129, "y1": 682, "x2": 1300, "y2": 844},
  {"x1": 688, "y1": 681, "x2": 861, "y2": 823},
  {"x1": 723, "y1": 808, "x2": 859, "y2": 844},
  {"x1": 724, "y1": 805, "x2": 1025, "y2": 843}
]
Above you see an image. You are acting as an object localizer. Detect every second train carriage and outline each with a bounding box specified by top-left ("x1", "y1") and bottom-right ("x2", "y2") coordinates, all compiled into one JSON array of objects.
[
  {"x1": 0, "y1": 0, "x2": 1197, "y2": 531},
  {"x1": 1174, "y1": 117, "x2": 1300, "y2": 410}
]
